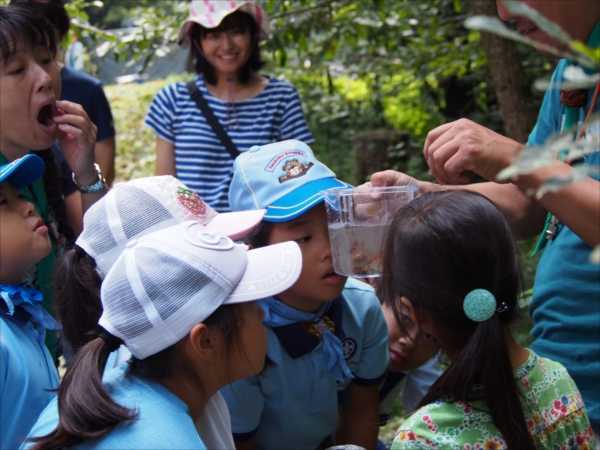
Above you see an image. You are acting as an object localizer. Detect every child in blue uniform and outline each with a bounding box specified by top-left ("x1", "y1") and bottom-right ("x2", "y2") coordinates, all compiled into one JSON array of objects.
[
  {"x1": 53, "y1": 175, "x2": 266, "y2": 450},
  {"x1": 338, "y1": 291, "x2": 443, "y2": 450},
  {"x1": 23, "y1": 221, "x2": 302, "y2": 449},
  {"x1": 334, "y1": 277, "x2": 442, "y2": 449},
  {"x1": 0, "y1": 155, "x2": 60, "y2": 449},
  {"x1": 221, "y1": 139, "x2": 389, "y2": 450}
]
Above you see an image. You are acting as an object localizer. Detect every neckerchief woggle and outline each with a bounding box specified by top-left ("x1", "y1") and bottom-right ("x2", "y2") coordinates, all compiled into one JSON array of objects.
[
  {"x1": 533, "y1": 21, "x2": 600, "y2": 256},
  {"x1": 261, "y1": 297, "x2": 354, "y2": 382},
  {"x1": 0, "y1": 283, "x2": 60, "y2": 330}
]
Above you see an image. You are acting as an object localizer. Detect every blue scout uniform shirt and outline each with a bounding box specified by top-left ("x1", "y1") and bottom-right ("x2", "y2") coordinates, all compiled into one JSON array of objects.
[
  {"x1": 1, "y1": 293, "x2": 59, "y2": 450},
  {"x1": 220, "y1": 277, "x2": 389, "y2": 450},
  {"x1": 23, "y1": 364, "x2": 207, "y2": 449},
  {"x1": 526, "y1": 26, "x2": 600, "y2": 430}
]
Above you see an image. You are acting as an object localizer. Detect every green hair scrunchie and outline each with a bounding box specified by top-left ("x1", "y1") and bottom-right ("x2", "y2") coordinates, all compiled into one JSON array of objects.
[{"x1": 463, "y1": 289, "x2": 496, "y2": 322}]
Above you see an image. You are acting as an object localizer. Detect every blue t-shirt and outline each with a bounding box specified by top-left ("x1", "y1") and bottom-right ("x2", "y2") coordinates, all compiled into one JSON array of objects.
[
  {"x1": 1, "y1": 303, "x2": 59, "y2": 450},
  {"x1": 23, "y1": 364, "x2": 206, "y2": 449},
  {"x1": 220, "y1": 277, "x2": 389, "y2": 450},
  {"x1": 144, "y1": 75, "x2": 314, "y2": 212},
  {"x1": 60, "y1": 66, "x2": 115, "y2": 142},
  {"x1": 527, "y1": 56, "x2": 600, "y2": 430}
]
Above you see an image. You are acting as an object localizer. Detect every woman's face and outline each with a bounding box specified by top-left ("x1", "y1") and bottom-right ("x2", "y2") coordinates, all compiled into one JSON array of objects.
[
  {"x1": 228, "y1": 302, "x2": 268, "y2": 382},
  {"x1": 199, "y1": 25, "x2": 252, "y2": 76},
  {"x1": 383, "y1": 297, "x2": 441, "y2": 372},
  {"x1": 0, "y1": 39, "x2": 61, "y2": 157}
]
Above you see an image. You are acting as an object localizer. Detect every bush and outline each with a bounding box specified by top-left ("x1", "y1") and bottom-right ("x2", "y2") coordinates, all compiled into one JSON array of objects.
[{"x1": 105, "y1": 74, "x2": 183, "y2": 183}]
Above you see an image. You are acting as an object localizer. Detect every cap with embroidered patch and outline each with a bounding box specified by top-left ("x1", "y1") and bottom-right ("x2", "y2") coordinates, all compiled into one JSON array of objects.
[
  {"x1": 76, "y1": 175, "x2": 265, "y2": 279},
  {"x1": 99, "y1": 221, "x2": 302, "y2": 359},
  {"x1": 228, "y1": 140, "x2": 352, "y2": 222},
  {"x1": 0, "y1": 155, "x2": 45, "y2": 190}
]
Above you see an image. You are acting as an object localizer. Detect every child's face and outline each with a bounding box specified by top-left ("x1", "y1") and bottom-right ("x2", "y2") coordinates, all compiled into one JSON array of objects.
[
  {"x1": 0, "y1": 39, "x2": 61, "y2": 157},
  {"x1": 267, "y1": 203, "x2": 347, "y2": 312},
  {"x1": 382, "y1": 297, "x2": 441, "y2": 372},
  {"x1": 229, "y1": 302, "x2": 269, "y2": 382},
  {"x1": 0, "y1": 181, "x2": 51, "y2": 283}
]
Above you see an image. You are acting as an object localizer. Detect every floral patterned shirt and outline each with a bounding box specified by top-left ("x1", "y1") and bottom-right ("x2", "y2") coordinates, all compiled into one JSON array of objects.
[{"x1": 392, "y1": 349, "x2": 596, "y2": 450}]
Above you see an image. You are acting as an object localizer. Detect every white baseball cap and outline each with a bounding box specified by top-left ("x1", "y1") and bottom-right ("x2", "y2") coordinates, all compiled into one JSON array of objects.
[
  {"x1": 99, "y1": 221, "x2": 302, "y2": 359},
  {"x1": 75, "y1": 176, "x2": 265, "y2": 279}
]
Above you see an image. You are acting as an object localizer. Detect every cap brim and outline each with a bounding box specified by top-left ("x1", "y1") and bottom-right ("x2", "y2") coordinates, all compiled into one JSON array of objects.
[
  {"x1": 0, "y1": 154, "x2": 45, "y2": 190},
  {"x1": 225, "y1": 241, "x2": 302, "y2": 303},
  {"x1": 264, "y1": 178, "x2": 352, "y2": 222},
  {"x1": 204, "y1": 209, "x2": 266, "y2": 240}
]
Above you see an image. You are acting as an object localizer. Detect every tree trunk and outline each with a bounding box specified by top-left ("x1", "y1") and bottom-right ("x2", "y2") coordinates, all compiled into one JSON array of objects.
[
  {"x1": 353, "y1": 130, "x2": 409, "y2": 185},
  {"x1": 469, "y1": 0, "x2": 538, "y2": 143}
]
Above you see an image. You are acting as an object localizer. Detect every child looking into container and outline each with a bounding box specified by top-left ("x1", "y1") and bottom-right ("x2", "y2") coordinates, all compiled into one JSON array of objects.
[
  {"x1": 221, "y1": 139, "x2": 389, "y2": 450},
  {"x1": 24, "y1": 221, "x2": 302, "y2": 449},
  {"x1": 380, "y1": 190, "x2": 596, "y2": 449},
  {"x1": 52, "y1": 175, "x2": 266, "y2": 450},
  {"x1": 0, "y1": 155, "x2": 59, "y2": 449}
]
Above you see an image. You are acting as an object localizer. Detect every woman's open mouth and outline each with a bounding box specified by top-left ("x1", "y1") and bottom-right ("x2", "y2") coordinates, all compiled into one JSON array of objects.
[{"x1": 37, "y1": 103, "x2": 56, "y2": 126}]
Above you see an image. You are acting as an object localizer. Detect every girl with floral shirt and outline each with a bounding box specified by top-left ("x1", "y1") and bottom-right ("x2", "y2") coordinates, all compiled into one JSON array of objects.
[{"x1": 379, "y1": 190, "x2": 595, "y2": 450}]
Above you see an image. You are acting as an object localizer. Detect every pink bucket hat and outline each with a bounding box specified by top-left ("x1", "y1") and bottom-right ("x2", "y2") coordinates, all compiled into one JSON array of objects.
[{"x1": 178, "y1": 0, "x2": 270, "y2": 48}]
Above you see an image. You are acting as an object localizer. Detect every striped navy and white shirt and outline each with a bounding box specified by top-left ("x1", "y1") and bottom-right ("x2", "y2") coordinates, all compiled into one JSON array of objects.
[{"x1": 144, "y1": 75, "x2": 314, "y2": 212}]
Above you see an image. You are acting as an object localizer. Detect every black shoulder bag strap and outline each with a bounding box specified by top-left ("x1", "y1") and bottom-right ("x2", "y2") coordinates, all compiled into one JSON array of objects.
[{"x1": 186, "y1": 80, "x2": 240, "y2": 160}]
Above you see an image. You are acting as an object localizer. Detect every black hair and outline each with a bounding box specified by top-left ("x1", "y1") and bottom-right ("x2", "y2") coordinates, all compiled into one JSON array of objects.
[
  {"x1": 28, "y1": 301, "x2": 250, "y2": 449},
  {"x1": 0, "y1": 6, "x2": 74, "y2": 242},
  {"x1": 189, "y1": 11, "x2": 265, "y2": 85},
  {"x1": 242, "y1": 220, "x2": 275, "y2": 248},
  {"x1": 0, "y1": 4, "x2": 57, "y2": 64},
  {"x1": 10, "y1": 0, "x2": 71, "y2": 42},
  {"x1": 53, "y1": 246, "x2": 103, "y2": 354},
  {"x1": 380, "y1": 190, "x2": 535, "y2": 449}
]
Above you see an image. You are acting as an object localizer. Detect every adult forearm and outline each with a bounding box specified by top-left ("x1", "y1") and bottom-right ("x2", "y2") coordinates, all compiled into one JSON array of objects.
[
  {"x1": 414, "y1": 179, "x2": 546, "y2": 240},
  {"x1": 514, "y1": 162, "x2": 600, "y2": 248}
]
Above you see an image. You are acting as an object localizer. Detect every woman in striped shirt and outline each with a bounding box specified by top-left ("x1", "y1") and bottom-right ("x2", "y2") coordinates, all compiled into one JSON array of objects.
[{"x1": 145, "y1": 1, "x2": 313, "y2": 212}]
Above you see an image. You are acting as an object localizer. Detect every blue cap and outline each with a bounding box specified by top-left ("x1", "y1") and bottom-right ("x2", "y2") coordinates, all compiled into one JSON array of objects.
[
  {"x1": 228, "y1": 140, "x2": 352, "y2": 222},
  {"x1": 0, "y1": 154, "x2": 45, "y2": 190}
]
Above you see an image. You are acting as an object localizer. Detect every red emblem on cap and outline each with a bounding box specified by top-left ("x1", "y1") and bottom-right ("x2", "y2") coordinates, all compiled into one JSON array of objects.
[{"x1": 177, "y1": 187, "x2": 207, "y2": 217}]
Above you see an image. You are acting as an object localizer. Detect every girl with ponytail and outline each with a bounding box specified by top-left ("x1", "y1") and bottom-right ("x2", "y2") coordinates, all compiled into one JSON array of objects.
[
  {"x1": 24, "y1": 220, "x2": 302, "y2": 449},
  {"x1": 380, "y1": 190, "x2": 595, "y2": 449},
  {"x1": 0, "y1": 5, "x2": 106, "y2": 358},
  {"x1": 50, "y1": 175, "x2": 267, "y2": 449}
]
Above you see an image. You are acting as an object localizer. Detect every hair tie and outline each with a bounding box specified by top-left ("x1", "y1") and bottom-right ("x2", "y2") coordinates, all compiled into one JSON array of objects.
[
  {"x1": 496, "y1": 302, "x2": 509, "y2": 314},
  {"x1": 98, "y1": 328, "x2": 124, "y2": 353},
  {"x1": 463, "y1": 289, "x2": 498, "y2": 322}
]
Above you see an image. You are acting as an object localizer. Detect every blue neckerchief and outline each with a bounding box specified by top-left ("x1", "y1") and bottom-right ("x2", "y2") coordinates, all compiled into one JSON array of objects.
[
  {"x1": 260, "y1": 296, "x2": 354, "y2": 382},
  {"x1": 0, "y1": 283, "x2": 59, "y2": 330}
]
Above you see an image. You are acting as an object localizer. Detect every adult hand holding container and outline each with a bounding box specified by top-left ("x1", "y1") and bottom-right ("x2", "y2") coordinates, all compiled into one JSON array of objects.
[{"x1": 322, "y1": 186, "x2": 418, "y2": 278}]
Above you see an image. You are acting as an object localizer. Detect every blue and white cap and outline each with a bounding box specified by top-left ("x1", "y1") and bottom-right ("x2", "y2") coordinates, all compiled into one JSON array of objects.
[
  {"x1": 228, "y1": 140, "x2": 352, "y2": 222},
  {"x1": 0, "y1": 154, "x2": 45, "y2": 189}
]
